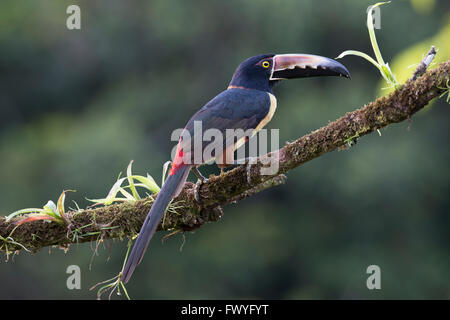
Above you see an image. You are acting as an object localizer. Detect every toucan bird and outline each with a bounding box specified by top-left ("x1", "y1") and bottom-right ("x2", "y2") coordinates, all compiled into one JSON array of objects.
[{"x1": 121, "y1": 53, "x2": 350, "y2": 283}]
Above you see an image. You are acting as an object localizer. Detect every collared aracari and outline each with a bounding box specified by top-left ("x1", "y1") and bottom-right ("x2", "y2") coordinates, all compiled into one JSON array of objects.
[{"x1": 121, "y1": 53, "x2": 350, "y2": 283}]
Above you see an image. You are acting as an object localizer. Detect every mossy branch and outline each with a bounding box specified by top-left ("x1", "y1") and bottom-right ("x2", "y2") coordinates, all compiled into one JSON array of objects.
[{"x1": 1, "y1": 60, "x2": 448, "y2": 254}]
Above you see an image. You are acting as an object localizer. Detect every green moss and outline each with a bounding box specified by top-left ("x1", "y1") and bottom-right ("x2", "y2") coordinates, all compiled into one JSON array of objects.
[{"x1": 1, "y1": 62, "x2": 448, "y2": 255}]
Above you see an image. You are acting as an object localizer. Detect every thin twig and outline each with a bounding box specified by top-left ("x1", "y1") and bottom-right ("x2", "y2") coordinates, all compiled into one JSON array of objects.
[{"x1": 411, "y1": 46, "x2": 437, "y2": 80}]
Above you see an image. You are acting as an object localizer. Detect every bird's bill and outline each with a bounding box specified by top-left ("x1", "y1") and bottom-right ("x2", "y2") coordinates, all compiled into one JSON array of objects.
[{"x1": 270, "y1": 54, "x2": 350, "y2": 80}]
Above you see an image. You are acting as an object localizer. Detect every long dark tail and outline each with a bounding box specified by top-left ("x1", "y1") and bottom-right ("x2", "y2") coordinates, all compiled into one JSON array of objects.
[{"x1": 121, "y1": 164, "x2": 191, "y2": 283}]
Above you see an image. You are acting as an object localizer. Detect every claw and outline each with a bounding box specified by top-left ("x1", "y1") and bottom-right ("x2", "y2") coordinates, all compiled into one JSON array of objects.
[
  {"x1": 191, "y1": 167, "x2": 207, "y2": 181},
  {"x1": 194, "y1": 177, "x2": 208, "y2": 203},
  {"x1": 191, "y1": 167, "x2": 209, "y2": 203},
  {"x1": 246, "y1": 163, "x2": 254, "y2": 187},
  {"x1": 245, "y1": 157, "x2": 258, "y2": 187}
]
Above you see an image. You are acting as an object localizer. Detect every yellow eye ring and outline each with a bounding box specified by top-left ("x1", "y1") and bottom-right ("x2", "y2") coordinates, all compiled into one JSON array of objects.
[{"x1": 262, "y1": 61, "x2": 270, "y2": 68}]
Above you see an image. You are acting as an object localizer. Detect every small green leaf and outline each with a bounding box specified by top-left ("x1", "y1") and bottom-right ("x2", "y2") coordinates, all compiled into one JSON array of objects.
[
  {"x1": 336, "y1": 2, "x2": 398, "y2": 87},
  {"x1": 337, "y1": 50, "x2": 381, "y2": 70},
  {"x1": 127, "y1": 160, "x2": 140, "y2": 200},
  {"x1": 43, "y1": 200, "x2": 63, "y2": 220},
  {"x1": 103, "y1": 177, "x2": 127, "y2": 205},
  {"x1": 6, "y1": 208, "x2": 44, "y2": 222},
  {"x1": 57, "y1": 192, "x2": 66, "y2": 217},
  {"x1": 162, "y1": 161, "x2": 171, "y2": 186},
  {"x1": 131, "y1": 174, "x2": 160, "y2": 193},
  {"x1": 118, "y1": 187, "x2": 138, "y2": 201},
  {"x1": 43, "y1": 201, "x2": 58, "y2": 214},
  {"x1": 367, "y1": 2, "x2": 390, "y2": 66},
  {"x1": 87, "y1": 162, "x2": 161, "y2": 207},
  {"x1": 57, "y1": 190, "x2": 76, "y2": 224}
]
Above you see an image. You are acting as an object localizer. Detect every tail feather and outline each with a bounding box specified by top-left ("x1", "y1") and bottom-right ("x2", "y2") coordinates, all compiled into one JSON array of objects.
[{"x1": 121, "y1": 164, "x2": 191, "y2": 283}]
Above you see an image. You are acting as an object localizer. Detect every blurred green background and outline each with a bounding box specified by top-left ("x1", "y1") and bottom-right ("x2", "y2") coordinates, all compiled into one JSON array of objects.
[{"x1": 0, "y1": 0, "x2": 449, "y2": 299}]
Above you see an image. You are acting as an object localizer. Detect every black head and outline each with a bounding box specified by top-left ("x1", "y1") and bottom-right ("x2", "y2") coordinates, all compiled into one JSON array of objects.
[
  {"x1": 229, "y1": 53, "x2": 350, "y2": 93},
  {"x1": 229, "y1": 54, "x2": 276, "y2": 92}
]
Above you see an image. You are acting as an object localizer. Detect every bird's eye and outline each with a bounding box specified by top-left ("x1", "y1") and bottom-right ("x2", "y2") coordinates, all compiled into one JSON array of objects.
[{"x1": 262, "y1": 61, "x2": 270, "y2": 68}]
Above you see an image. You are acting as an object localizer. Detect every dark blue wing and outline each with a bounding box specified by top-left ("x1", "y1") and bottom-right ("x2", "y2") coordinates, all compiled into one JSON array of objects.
[{"x1": 178, "y1": 88, "x2": 271, "y2": 164}]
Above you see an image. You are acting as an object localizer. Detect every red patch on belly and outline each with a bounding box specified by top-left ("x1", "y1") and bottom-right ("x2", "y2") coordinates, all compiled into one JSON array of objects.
[{"x1": 170, "y1": 146, "x2": 185, "y2": 176}]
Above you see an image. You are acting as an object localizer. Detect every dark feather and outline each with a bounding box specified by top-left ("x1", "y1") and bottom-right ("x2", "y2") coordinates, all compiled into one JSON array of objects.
[{"x1": 178, "y1": 88, "x2": 271, "y2": 164}]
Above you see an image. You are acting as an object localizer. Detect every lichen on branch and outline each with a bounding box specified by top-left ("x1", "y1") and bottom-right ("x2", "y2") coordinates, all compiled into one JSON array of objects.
[{"x1": 0, "y1": 60, "x2": 448, "y2": 254}]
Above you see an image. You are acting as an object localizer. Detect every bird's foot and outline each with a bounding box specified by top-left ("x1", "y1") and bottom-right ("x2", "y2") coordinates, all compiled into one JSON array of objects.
[
  {"x1": 246, "y1": 161, "x2": 255, "y2": 187},
  {"x1": 191, "y1": 166, "x2": 207, "y2": 181},
  {"x1": 194, "y1": 177, "x2": 209, "y2": 203},
  {"x1": 192, "y1": 167, "x2": 208, "y2": 203},
  {"x1": 233, "y1": 157, "x2": 258, "y2": 187}
]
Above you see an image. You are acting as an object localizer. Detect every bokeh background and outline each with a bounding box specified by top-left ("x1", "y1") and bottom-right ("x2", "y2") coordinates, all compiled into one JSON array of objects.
[{"x1": 0, "y1": 0, "x2": 449, "y2": 299}]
